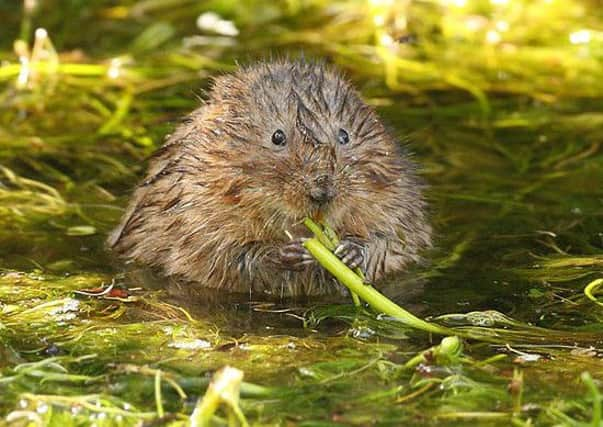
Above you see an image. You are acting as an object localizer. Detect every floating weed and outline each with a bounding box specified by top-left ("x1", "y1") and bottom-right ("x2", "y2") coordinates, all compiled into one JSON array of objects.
[
  {"x1": 543, "y1": 372, "x2": 603, "y2": 426},
  {"x1": 0, "y1": 166, "x2": 67, "y2": 222},
  {"x1": 585, "y1": 279, "x2": 603, "y2": 308},
  {"x1": 190, "y1": 366, "x2": 249, "y2": 427},
  {"x1": 7, "y1": 393, "x2": 157, "y2": 425}
]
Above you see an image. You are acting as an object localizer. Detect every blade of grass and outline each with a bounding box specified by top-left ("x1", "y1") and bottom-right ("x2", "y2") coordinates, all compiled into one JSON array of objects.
[{"x1": 303, "y1": 236, "x2": 452, "y2": 336}]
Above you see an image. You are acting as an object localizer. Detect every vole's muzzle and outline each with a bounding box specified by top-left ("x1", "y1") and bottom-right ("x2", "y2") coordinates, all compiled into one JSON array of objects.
[{"x1": 309, "y1": 174, "x2": 336, "y2": 205}]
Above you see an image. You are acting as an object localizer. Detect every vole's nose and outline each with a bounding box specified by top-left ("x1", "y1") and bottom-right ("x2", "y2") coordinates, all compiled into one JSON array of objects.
[{"x1": 309, "y1": 175, "x2": 336, "y2": 205}]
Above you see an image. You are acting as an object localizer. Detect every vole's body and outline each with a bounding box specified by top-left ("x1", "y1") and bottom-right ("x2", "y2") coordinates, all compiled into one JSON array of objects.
[{"x1": 109, "y1": 60, "x2": 431, "y2": 298}]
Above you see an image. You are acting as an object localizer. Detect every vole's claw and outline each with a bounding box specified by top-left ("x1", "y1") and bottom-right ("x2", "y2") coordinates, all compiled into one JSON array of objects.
[
  {"x1": 335, "y1": 240, "x2": 366, "y2": 271},
  {"x1": 278, "y1": 238, "x2": 315, "y2": 271}
]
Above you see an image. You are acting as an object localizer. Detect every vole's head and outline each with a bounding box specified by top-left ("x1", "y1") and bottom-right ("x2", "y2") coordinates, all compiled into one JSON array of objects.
[{"x1": 202, "y1": 60, "x2": 415, "y2": 231}]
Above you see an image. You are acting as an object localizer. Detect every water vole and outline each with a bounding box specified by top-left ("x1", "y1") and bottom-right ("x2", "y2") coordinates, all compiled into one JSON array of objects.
[{"x1": 108, "y1": 60, "x2": 432, "y2": 298}]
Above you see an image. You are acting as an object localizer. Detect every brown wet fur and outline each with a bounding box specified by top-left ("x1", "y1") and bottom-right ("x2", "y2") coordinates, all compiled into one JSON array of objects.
[{"x1": 108, "y1": 60, "x2": 432, "y2": 299}]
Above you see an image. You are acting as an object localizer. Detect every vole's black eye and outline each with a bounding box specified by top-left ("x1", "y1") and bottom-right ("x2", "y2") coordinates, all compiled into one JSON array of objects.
[
  {"x1": 271, "y1": 129, "x2": 287, "y2": 146},
  {"x1": 338, "y1": 128, "x2": 350, "y2": 145}
]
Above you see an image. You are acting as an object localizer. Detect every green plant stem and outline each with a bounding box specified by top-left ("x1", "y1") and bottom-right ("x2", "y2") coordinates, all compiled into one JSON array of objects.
[
  {"x1": 191, "y1": 390, "x2": 220, "y2": 427},
  {"x1": 155, "y1": 370, "x2": 164, "y2": 418},
  {"x1": 349, "y1": 285, "x2": 362, "y2": 306},
  {"x1": 303, "y1": 237, "x2": 453, "y2": 336},
  {"x1": 404, "y1": 336, "x2": 463, "y2": 369},
  {"x1": 0, "y1": 63, "x2": 108, "y2": 80},
  {"x1": 511, "y1": 368, "x2": 524, "y2": 416},
  {"x1": 303, "y1": 218, "x2": 361, "y2": 306},
  {"x1": 581, "y1": 372, "x2": 601, "y2": 427},
  {"x1": 190, "y1": 367, "x2": 248, "y2": 427},
  {"x1": 584, "y1": 278, "x2": 603, "y2": 307},
  {"x1": 303, "y1": 218, "x2": 332, "y2": 249}
]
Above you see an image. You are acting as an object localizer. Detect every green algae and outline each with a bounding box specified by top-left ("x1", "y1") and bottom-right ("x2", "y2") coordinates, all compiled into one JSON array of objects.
[{"x1": 1, "y1": 0, "x2": 603, "y2": 426}]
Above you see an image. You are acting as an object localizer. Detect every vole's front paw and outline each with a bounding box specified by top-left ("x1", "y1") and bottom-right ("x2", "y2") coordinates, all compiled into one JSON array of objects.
[
  {"x1": 278, "y1": 238, "x2": 315, "y2": 271},
  {"x1": 334, "y1": 239, "x2": 366, "y2": 271}
]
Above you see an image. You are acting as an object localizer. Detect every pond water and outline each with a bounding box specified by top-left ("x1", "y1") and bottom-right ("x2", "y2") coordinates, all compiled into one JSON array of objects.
[{"x1": 1, "y1": 1, "x2": 602, "y2": 426}]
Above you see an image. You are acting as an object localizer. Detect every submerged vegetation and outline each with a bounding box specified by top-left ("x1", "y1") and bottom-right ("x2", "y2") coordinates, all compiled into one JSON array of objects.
[{"x1": 1, "y1": 0, "x2": 602, "y2": 425}]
